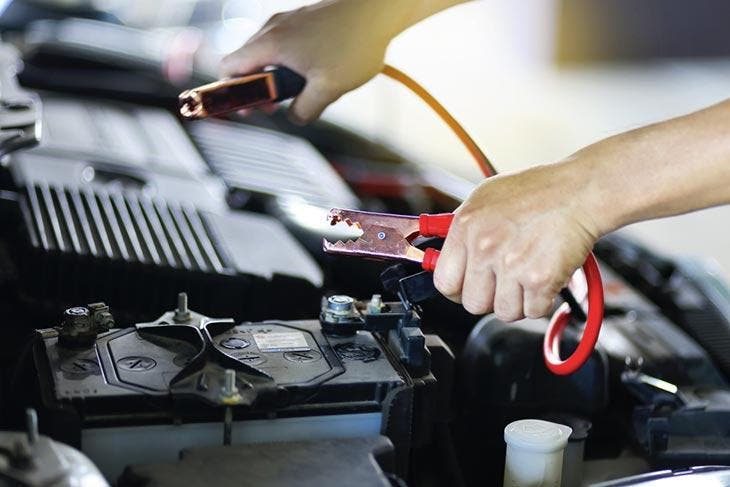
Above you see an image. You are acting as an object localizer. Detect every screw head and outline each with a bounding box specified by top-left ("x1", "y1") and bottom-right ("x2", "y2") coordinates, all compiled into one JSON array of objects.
[
  {"x1": 377, "y1": 231, "x2": 386, "y2": 240},
  {"x1": 220, "y1": 337, "x2": 250, "y2": 350}
]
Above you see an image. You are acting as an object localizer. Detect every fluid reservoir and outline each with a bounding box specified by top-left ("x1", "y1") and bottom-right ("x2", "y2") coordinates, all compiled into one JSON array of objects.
[{"x1": 503, "y1": 419, "x2": 572, "y2": 487}]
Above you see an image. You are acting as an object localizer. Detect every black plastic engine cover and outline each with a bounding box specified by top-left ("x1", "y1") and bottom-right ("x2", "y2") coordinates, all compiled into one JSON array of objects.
[{"x1": 4, "y1": 95, "x2": 323, "y2": 323}]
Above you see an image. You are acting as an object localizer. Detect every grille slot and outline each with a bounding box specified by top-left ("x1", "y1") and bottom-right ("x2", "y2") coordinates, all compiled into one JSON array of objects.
[{"x1": 22, "y1": 184, "x2": 230, "y2": 274}]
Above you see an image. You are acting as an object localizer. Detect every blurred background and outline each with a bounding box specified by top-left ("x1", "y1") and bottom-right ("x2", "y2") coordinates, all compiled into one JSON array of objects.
[{"x1": 4, "y1": 0, "x2": 730, "y2": 275}]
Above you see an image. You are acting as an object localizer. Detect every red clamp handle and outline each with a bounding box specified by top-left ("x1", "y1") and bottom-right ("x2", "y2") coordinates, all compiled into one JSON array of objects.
[
  {"x1": 419, "y1": 213, "x2": 451, "y2": 272},
  {"x1": 543, "y1": 253, "x2": 604, "y2": 375},
  {"x1": 422, "y1": 248, "x2": 440, "y2": 272},
  {"x1": 423, "y1": 238, "x2": 604, "y2": 376},
  {"x1": 419, "y1": 213, "x2": 453, "y2": 238}
]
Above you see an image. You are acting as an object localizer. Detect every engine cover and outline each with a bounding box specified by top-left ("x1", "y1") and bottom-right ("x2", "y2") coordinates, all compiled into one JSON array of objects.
[{"x1": 4, "y1": 94, "x2": 324, "y2": 323}]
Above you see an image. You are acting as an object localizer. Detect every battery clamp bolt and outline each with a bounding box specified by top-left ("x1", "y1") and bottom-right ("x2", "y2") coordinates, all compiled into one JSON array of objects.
[
  {"x1": 220, "y1": 368, "x2": 242, "y2": 405},
  {"x1": 174, "y1": 292, "x2": 192, "y2": 323}
]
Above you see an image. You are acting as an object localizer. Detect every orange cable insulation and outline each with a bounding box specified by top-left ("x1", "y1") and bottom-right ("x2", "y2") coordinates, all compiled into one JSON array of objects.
[{"x1": 381, "y1": 64, "x2": 497, "y2": 178}]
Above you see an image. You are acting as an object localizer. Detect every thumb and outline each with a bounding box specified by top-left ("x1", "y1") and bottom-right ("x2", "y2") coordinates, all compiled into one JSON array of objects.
[
  {"x1": 220, "y1": 41, "x2": 275, "y2": 78},
  {"x1": 288, "y1": 78, "x2": 340, "y2": 124}
]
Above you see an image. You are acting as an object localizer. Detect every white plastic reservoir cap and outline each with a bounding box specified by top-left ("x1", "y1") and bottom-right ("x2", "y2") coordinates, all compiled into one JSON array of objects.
[
  {"x1": 503, "y1": 419, "x2": 573, "y2": 487},
  {"x1": 504, "y1": 419, "x2": 572, "y2": 453}
]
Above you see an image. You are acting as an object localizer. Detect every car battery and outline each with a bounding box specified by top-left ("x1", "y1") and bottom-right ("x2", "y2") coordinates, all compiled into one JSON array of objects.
[{"x1": 32, "y1": 292, "x2": 441, "y2": 481}]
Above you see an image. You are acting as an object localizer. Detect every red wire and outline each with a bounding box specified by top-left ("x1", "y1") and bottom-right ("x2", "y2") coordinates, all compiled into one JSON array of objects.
[
  {"x1": 381, "y1": 63, "x2": 604, "y2": 375},
  {"x1": 542, "y1": 254, "x2": 604, "y2": 375}
]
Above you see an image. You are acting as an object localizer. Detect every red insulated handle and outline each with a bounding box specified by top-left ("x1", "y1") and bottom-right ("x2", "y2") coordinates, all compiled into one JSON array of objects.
[
  {"x1": 419, "y1": 209, "x2": 604, "y2": 375},
  {"x1": 422, "y1": 242, "x2": 604, "y2": 376},
  {"x1": 419, "y1": 213, "x2": 454, "y2": 238},
  {"x1": 543, "y1": 253, "x2": 604, "y2": 376},
  {"x1": 422, "y1": 247, "x2": 440, "y2": 272}
]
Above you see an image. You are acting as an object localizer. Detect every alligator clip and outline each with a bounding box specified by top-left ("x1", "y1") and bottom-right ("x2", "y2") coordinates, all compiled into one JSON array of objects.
[
  {"x1": 323, "y1": 209, "x2": 454, "y2": 272},
  {"x1": 178, "y1": 66, "x2": 305, "y2": 120}
]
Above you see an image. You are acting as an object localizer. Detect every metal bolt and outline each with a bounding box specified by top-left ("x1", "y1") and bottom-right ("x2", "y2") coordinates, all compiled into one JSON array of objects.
[
  {"x1": 25, "y1": 409, "x2": 38, "y2": 445},
  {"x1": 178, "y1": 293, "x2": 187, "y2": 313},
  {"x1": 221, "y1": 369, "x2": 238, "y2": 397},
  {"x1": 327, "y1": 295, "x2": 354, "y2": 313},
  {"x1": 173, "y1": 292, "x2": 191, "y2": 323},
  {"x1": 377, "y1": 231, "x2": 386, "y2": 240}
]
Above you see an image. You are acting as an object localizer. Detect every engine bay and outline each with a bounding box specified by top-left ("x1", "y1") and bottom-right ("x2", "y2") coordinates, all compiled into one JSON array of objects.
[{"x1": 2, "y1": 9, "x2": 730, "y2": 487}]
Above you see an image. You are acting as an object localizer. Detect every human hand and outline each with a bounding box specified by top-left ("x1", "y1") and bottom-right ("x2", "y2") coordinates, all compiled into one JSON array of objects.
[
  {"x1": 433, "y1": 162, "x2": 602, "y2": 321},
  {"x1": 220, "y1": 0, "x2": 399, "y2": 124}
]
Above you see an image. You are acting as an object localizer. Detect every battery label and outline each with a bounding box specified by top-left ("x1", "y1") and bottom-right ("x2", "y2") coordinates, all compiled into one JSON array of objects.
[{"x1": 252, "y1": 331, "x2": 310, "y2": 352}]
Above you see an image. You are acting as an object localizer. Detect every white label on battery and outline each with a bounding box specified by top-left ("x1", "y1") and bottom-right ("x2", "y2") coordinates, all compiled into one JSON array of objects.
[{"x1": 252, "y1": 332, "x2": 310, "y2": 352}]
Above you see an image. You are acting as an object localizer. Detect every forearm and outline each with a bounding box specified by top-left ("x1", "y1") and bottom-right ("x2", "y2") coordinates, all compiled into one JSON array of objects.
[{"x1": 570, "y1": 98, "x2": 730, "y2": 236}]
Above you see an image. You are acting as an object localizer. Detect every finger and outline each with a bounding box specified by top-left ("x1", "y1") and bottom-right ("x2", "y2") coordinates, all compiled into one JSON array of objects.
[
  {"x1": 287, "y1": 79, "x2": 339, "y2": 124},
  {"x1": 493, "y1": 277, "x2": 524, "y2": 322},
  {"x1": 220, "y1": 40, "x2": 274, "y2": 78},
  {"x1": 523, "y1": 290, "x2": 555, "y2": 319},
  {"x1": 461, "y1": 265, "x2": 496, "y2": 315},
  {"x1": 433, "y1": 235, "x2": 467, "y2": 304},
  {"x1": 520, "y1": 266, "x2": 558, "y2": 318}
]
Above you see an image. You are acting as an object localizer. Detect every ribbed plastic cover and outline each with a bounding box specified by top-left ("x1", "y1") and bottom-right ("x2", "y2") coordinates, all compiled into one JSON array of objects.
[{"x1": 189, "y1": 120, "x2": 358, "y2": 207}]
